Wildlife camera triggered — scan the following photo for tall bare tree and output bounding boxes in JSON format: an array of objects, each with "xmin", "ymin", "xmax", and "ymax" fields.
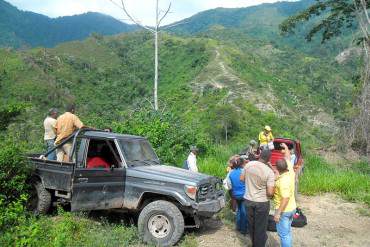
[
  {"xmin": 353, "ymin": 0, "xmax": 370, "ymax": 158},
  {"xmin": 109, "ymin": 0, "xmax": 172, "ymax": 111}
]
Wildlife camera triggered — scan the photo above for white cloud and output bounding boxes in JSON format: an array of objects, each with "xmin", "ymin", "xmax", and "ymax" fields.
[{"xmin": 6, "ymin": 0, "xmax": 283, "ymax": 25}]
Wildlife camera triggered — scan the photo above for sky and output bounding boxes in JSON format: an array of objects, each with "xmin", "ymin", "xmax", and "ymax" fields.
[{"xmin": 6, "ymin": 0, "xmax": 283, "ymax": 25}]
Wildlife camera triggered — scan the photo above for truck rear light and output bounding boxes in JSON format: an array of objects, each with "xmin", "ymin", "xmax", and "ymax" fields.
[{"xmin": 184, "ymin": 185, "xmax": 197, "ymax": 200}]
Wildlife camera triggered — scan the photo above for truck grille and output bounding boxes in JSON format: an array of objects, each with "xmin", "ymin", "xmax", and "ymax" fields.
[{"xmin": 198, "ymin": 183, "xmax": 219, "ymax": 202}]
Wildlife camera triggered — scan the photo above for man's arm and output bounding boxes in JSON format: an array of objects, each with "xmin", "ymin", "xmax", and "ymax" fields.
[
  {"xmin": 269, "ymin": 132, "xmax": 274, "ymax": 141},
  {"xmin": 280, "ymin": 143, "xmax": 291, "ymax": 160},
  {"xmin": 73, "ymin": 115, "xmax": 84, "ymax": 129},
  {"xmin": 266, "ymin": 170, "xmax": 275, "ymax": 198},
  {"xmin": 52, "ymin": 120, "xmax": 57, "ymax": 135},
  {"xmin": 267, "ymin": 186, "xmax": 275, "ymax": 198},
  {"xmin": 274, "ymin": 176, "xmax": 291, "ymax": 222},
  {"xmin": 274, "ymin": 197, "xmax": 289, "ymax": 223}
]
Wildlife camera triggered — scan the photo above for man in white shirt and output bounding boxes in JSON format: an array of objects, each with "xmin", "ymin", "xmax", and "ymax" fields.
[
  {"xmin": 187, "ymin": 146, "xmax": 199, "ymax": 172},
  {"xmin": 43, "ymin": 108, "xmax": 58, "ymax": 160}
]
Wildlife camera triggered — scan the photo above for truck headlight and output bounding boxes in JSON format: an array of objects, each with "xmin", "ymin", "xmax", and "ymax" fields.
[{"xmin": 184, "ymin": 185, "xmax": 197, "ymax": 200}]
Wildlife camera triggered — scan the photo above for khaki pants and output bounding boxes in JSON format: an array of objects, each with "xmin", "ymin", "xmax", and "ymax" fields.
[{"xmin": 56, "ymin": 143, "xmax": 73, "ymax": 162}]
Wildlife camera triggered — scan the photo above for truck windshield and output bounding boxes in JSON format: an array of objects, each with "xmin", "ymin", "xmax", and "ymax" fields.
[{"xmin": 118, "ymin": 139, "xmax": 159, "ymax": 166}]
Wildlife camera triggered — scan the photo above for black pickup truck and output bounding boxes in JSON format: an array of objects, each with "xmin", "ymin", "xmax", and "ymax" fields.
[{"xmin": 27, "ymin": 129, "xmax": 225, "ymax": 246}]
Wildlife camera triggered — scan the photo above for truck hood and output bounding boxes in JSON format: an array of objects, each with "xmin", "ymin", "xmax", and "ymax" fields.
[{"xmin": 126, "ymin": 165, "xmax": 215, "ymax": 185}]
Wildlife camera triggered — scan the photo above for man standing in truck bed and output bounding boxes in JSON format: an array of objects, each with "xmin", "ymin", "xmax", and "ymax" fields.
[{"xmin": 55, "ymin": 104, "xmax": 84, "ymax": 162}]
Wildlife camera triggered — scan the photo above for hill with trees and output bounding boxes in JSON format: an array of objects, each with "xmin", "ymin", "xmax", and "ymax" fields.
[
  {"xmin": 169, "ymin": 0, "xmax": 356, "ymax": 57},
  {"xmin": 0, "ymin": 0, "xmax": 136, "ymax": 48}
]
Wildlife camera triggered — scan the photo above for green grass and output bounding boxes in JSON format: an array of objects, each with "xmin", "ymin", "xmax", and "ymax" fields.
[
  {"xmin": 0, "ymin": 209, "xmax": 139, "ymax": 247},
  {"xmin": 299, "ymin": 155, "xmax": 370, "ymax": 206},
  {"xmin": 0, "ymin": 207, "xmax": 200, "ymax": 247},
  {"xmin": 198, "ymin": 143, "xmax": 245, "ymax": 178}
]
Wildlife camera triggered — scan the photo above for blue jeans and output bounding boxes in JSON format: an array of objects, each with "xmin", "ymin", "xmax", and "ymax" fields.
[
  {"xmin": 45, "ymin": 139, "xmax": 56, "ymax": 160},
  {"xmin": 236, "ymin": 198, "xmax": 248, "ymax": 234},
  {"xmin": 276, "ymin": 210, "xmax": 295, "ymax": 247}
]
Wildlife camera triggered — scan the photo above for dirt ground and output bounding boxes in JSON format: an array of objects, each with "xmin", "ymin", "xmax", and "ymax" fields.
[{"xmin": 194, "ymin": 194, "xmax": 370, "ymax": 247}]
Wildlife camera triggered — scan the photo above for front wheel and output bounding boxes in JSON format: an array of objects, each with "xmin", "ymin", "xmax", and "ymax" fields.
[{"xmin": 138, "ymin": 200, "xmax": 184, "ymax": 246}]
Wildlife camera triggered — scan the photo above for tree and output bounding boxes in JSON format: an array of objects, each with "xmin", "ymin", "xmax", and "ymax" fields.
[
  {"xmin": 280, "ymin": 0, "xmax": 370, "ymax": 159},
  {"xmin": 211, "ymin": 104, "xmax": 239, "ymax": 143},
  {"xmin": 109, "ymin": 0, "xmax": 172, "ymax": 111}
]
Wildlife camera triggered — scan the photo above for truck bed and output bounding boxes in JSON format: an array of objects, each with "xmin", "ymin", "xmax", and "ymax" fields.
[{"xmin": 28, "ymin": 156, "xmax": 74, "ymax": 192}]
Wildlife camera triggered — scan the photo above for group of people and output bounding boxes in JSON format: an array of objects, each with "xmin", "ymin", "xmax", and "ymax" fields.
[
  {"xmin": 43, "ymin": 104, "xmax": 84, "ymax": 162},
  {"xmin": 225, "ymin": 126, "xmax": 297, "ymax": 247}
]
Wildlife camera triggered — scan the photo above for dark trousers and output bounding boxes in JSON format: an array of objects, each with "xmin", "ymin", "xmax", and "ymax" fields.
[
  {"xmin": 228, "ymin": 190, "xmax": 237, "ymax": 212},
  {"xmin": 245, "ymin": 199, "xmax": 270, "ymax": 247},
  {"xmin": 236, "ymin": 198, "xmax": 248, "ymax": 234}
]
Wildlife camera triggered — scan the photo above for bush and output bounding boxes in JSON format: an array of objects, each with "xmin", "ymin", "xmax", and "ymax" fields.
[
  {"xmin": 0, "ymin": 207, "xmax": 139, "ymax": 247},
  {"xmin": 0, "ymin": 139, "xmax": 30, "ymax": 202},
  {"xmin": 112, "ymin": 108, "xmax": 206, "ymax": 165}
]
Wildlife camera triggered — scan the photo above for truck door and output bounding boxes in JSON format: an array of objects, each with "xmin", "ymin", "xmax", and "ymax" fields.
[{"xmin": 71, "ymin": 138, "xmax": 125, "ymax": 211}]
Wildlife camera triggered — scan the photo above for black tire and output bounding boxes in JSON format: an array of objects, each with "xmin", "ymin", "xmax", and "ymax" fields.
[
  {"xmin": 28, "ymin": 181, "xmax": 51, "ymax": 215},
  {"xmin": 138, "ymin": 200, "xmax": 184, "ymax": 246}
]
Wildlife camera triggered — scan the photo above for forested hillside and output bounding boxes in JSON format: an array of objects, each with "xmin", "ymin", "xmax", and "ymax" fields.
[
  {"xmin": 0, "ymin": 0, "xmax": 136, "ymax": 48},
  {"xmin": 169, "ymin": 0, "xmax": 356, "ymax": 57},
  {"xmin": 0, "ymin": 0, "xmax": 369, "ymax": 246},
  {"xmin": 0, "ymin": 30, "xmax": 356, "ymax": 158}
]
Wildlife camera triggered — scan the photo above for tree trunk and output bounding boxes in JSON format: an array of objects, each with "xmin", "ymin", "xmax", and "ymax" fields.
[
  {"xmin": 154, "ymin": 0, "xmax": 159, "ymax": 111},
  {"xmin": 225, "ymin": 124, "xmax": 228, "ymax": 142}
]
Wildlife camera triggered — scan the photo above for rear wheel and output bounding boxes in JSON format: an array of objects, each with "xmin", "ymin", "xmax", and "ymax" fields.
[
  {"xmin": 28, "ymin": 181, "xmax": 51, "ymax": 215},
  {"xmin": 138, "ymin": 200, "xmax": 184, "ymax": 246}
]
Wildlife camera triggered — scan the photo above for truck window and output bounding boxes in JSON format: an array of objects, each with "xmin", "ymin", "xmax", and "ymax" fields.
[
  {"xmin": 118, "ymin": 139, "xmax": 159, "ymax": 166},
  {"xmin": 75, "ymin": 138, "xmax": 87, "ymax": 168},
  {"xmin": 85, "ymin": 139, "xmax": 122, "ymax": 169}
]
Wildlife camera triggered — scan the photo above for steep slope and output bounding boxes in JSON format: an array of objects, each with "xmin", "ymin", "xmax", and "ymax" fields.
[{"xmin": 0, "ymin": 0, "xmax": 136, "ymax": 48}]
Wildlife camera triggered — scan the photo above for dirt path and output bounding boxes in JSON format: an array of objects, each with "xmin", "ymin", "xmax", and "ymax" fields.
[{"xmin": 193, "ymin": 194, "xmax": 370, "ymax": 247}]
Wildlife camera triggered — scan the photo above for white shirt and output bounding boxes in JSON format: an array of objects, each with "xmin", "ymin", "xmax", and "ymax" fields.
[
  {"xmin": 43, "ymin": 116, "xmax": 57, "ymax": 140},
  {"xmin": 187, "ymin": 152, "xmax": 198, "ymax": 172}
]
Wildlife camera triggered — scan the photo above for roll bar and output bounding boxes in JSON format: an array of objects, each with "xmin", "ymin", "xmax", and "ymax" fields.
[{"xmin": 43, "ymin": 128, "xmax": 107, "ymax": 159}]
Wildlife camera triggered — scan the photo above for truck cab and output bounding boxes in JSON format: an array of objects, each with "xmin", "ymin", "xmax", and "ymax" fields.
[{"xmin": 28, "ymin": 129, "xmax": 225, "ymax": 246}]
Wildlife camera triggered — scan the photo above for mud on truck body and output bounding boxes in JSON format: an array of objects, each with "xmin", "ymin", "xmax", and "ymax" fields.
[{"xmin": 27, "ymin": 129, "xmax": 225, "ymax": 246}]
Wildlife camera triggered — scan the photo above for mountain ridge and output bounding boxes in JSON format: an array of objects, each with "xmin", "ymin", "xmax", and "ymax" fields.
[{"xmin": 0, "ymin": 0, "xmax": 136, "ymax": 48}]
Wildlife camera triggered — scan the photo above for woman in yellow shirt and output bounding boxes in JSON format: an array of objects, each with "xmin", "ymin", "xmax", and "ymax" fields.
[
  {"xmin": 274, "ymin": 159, "xmax": 296, "ymax": 247},
  {"xmin": 258, "ymin": 126, "xmax": 274, "ymax": 149}
]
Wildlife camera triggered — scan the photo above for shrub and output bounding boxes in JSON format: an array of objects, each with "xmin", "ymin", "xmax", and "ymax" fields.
[
  {"xmin": 0, "ymin": 139, "xmax": 31, "ymax": 202},
  {"xmin": 112, "ymin": 108, "xmax": 206, "ymax": 165}
]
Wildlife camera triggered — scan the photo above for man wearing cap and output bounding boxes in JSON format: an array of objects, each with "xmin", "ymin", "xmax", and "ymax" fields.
[
  {"xmin": 258, "ymin": 126, "xmax": 274, "ymax": 149},
  {"xmin": 187, "ymin": 146, "xmax": 199, "ymax": 173},
  {"xmin": 43, "ymin": 108, "xmax": 58, "ymax": 160}
]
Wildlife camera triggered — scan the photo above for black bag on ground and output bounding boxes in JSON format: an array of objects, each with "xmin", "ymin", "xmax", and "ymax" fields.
[
  {"xmin": 292, "ymin": 208, "xmax": 307, "ymax": 228},
  {"xmin": 267, "ymin": 208, "xmax": 307, "ymax": 232},
  {"xmin": 267, "ymin": 215, "xmax": 277, "ymax": 232}
]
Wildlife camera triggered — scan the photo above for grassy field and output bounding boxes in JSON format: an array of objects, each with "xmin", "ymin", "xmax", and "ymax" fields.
[{"xmin": 299, "ymin": 156, "xmax": 370, "ymax": 206}]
